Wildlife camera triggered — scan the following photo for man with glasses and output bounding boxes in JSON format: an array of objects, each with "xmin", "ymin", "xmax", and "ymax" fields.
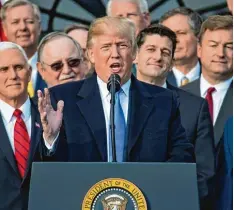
[{"xmin": 37, "ymin": 32, "xmax": 85, "ymax": 87}]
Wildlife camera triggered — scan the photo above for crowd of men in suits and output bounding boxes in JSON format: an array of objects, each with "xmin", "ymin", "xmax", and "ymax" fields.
[{"xmin": 0, "ymin": 0, "xmax": 232, "ymax": 210}]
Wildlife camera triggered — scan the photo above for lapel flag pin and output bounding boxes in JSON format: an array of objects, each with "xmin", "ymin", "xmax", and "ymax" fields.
[{"xmin": 35, "ymin": 122, "xmax": 40, "ymax": 128}]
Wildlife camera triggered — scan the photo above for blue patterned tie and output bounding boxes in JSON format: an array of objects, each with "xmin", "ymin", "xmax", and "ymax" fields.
[{"xmin": 114, "ymin": 90, "xmax": 126, "ymax": 162}]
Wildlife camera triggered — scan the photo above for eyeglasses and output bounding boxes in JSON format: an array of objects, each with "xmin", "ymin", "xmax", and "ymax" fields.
[{"xmin": 42, "ymin": 58, "xmax": 82, "ymax": 72}]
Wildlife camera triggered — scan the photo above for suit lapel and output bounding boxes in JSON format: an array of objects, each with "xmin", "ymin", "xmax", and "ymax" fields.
[
  {"xmin": 127, "ymin": 77, "xmax": 154, "ymax": 156},
  {"xmin": 76, "ymin": 76, "xmax": 107, "ymax": 161},
  {"xmin": 0, "ymin": 114, "xmax": 19, "ymax": 176},
  {"xmin": 214, "ymin": 83, "xmax": 233, "ymax": 147},
  {"xmin": 182, "ymin": 78, "xmax": 201, "ymax": 97},
  {"xmin": 35, "ymin": 72, "xmax": 47, "ymax": 92},
  {"xmin": 23, "ymin": 100, "xmax": 42, "ymax": 181}
]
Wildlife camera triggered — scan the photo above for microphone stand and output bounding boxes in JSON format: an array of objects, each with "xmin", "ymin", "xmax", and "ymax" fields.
[
  {"xmin": 108, "ymin": 74, "xmax": 121, "ymax": 162},
  {"xmin": 110, "ymin": 79, "xmax": 117, "ymax": 162}
]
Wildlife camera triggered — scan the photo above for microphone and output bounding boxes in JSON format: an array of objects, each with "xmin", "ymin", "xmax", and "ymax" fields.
[
  {"xmin": 107, "ymin": 74, "xmax": 121, "ymax": 93},
  {"xmin": 107, "ymin": 74, "xmax": 121, "ymax": 162}
]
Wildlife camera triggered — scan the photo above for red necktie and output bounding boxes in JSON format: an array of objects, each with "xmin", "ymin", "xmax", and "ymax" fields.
[
  {"xmin": 13, "ymin": 109, "xmax": 30, "ymax": 178},
  {"xmin": 205, "ymin": 87, "xmax": 216, "ymax": 122}
]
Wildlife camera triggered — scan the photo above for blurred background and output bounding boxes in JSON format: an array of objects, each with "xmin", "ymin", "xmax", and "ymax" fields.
[{"xmin": 30, "ymin": 0, "xmax": 230, "ymax": 35}]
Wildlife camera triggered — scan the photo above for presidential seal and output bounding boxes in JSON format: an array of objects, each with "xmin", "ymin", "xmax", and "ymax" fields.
[{"xmin": 82, "ymin": 178, "xmax": 147, "ymax": 210}]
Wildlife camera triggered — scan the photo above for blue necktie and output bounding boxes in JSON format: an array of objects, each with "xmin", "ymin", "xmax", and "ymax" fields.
[{"xmin": 114, "ymin": 90, "xmax": 126, "ymax": 162}]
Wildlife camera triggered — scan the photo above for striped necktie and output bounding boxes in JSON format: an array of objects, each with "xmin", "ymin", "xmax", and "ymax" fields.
[
  {"xmin": 13, "ymin": 109, "xmax": 30, "ymax": 178},
  {"xmin": 205, "ymin": 87, "xmax": 216, "ymax": 122},
  {"xmin": 180, "ymin": 76, "xmax": 189, "ymax": 86},
  {"xmin": 114, "ymin": 90, "xmax": 126, "ymax": 162}
]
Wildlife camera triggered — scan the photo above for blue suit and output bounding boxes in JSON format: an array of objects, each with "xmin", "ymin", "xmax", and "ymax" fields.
[
  {"xmin": 167, "ymin": 82, "xmax": 215, "ymax": 210},
  {"xmin": 35, "ymin": 72, "xmax": 47, "ymax": 92},
  {"xmin": 0, "ymin": 100, "xmax": 43, "ymax": 210},
  {"xmin": 216, "ymin": 117, "xmax": 233, "ymax": 210},
  {"xmin": 48, "ymin": 75, "xmax": 194, "ymax": 163}
]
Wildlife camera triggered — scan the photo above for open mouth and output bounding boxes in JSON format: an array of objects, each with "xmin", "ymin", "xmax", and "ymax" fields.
[{"xmin": 110, "ymin": 63, "xmax": 122, "ymax": 73}]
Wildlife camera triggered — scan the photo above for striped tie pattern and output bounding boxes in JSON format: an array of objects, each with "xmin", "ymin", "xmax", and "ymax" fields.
[
  {"xmin": 13, "ymin": 109, "xmax": 30, "ymax": 178},
  {"xmin": 205, "ymin": 87, "xmax": 216, "ymax": 123},
  {"xmin": 114, "ymin": 90, "xmax": 126, "ymax": 162},
  {"xmin": 180, "ymin": 76, "xmax": 190, "ymax": 86}
]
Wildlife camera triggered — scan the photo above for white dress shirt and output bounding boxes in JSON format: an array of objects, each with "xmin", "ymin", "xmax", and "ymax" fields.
[
  {"xmin": 97, "ymin": 76, "xmax": 130, "ymax": 162},
  {"xmin": 28, "ymin": 52, "xmax": 38, "ymax": 89},
  {"xmin": 200, "ymin": 74, "xmax": 233, "ymax": 125},
  {"xmin": 0, "ymin": 98, "xmax": 31, "ymax": 152},
  {"xmin": 173, "ymin": 62, "xmax": 201, "ymax": 86}
]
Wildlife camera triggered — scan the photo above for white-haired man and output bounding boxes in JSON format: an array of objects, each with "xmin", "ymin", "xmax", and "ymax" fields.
[
  {"xmin": 0, "ymin": 42, "xmax": 43, "ymax": 210},
  {"xmin": 37, "ymin": 32, "xmax": 85, "ymax": 87},
  {"xmin": 1, "ymin": 0, "xmax": 47, "ymax": 97},
  {"xmin": 106, "ymin": 0, "xmax": 150, "ymax": 35}
]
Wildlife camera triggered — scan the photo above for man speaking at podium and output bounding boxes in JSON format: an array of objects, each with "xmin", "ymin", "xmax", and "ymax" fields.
[{"xmin": 38, "ymin": 16, "xmax": 194, "ymax": 163}]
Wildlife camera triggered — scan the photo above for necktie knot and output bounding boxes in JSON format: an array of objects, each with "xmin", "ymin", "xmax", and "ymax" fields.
[
  {"xmin": 13, "ymin": 109, "xmax": 22, "ymax": 119},
  {"xmin": 207, "ymin": 87, "xmax": 216, "ymax": 95},
  {"xmin": 180, "ymin": 76, "xmax": 189, "ymax": 86}
]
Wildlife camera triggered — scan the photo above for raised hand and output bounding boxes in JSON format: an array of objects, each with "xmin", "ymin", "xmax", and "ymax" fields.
[{"xmin": 37, "ymin": 88, "xmax": 64, "ymax": 145}]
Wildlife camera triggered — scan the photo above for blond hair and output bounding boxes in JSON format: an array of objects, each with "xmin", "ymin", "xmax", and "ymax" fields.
[
  {"xmin": 87, "ymin": 16, "xmax": 137, "ymax": 55},
  {"xmin": 198, "ymin": 15, "xmax": 233, "ymax": 42},
  {"xmin": 1, "ymin": 0, "xmax": 41, "ymax": 21}
]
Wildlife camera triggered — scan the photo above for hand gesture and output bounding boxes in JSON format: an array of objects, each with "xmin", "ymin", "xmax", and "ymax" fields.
[{"xmin": 38, "ymin": 88, "xmax": 64, "ymax": 145}]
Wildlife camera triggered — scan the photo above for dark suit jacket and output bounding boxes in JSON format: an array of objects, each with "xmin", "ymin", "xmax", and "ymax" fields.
[
  {"xmin": 182, "ymin": 78, "xmax": 233, "ymax": 148},
  {"xmin": 48, "ymin": 75, "xmax": 194, "ymax": 163},
  {"xmin": 167, "ymin": 64, "xmax": 201, "ymax": 87},
  {"xmin": 215, "ymin": 117, "xmax": 233, "ymax": 210},
  {"xmin": 35, "ymin": 72, "xmax": 47, "ymax": 92},
  {"xmin": 167, "ymin": 82, "xmax": 215, "ymax": 209},
  {"xmin": 0, "ymin": 100, "xmax": 42, "ymax": 210},
  {"xmin": 167, "ymin": 71, "xmax": 178, "ymax": 87}
]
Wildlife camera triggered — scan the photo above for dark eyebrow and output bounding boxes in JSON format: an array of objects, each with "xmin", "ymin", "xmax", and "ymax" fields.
[
  {"xmin": 48, "ymin": 60, "xmax": 63, "ymax": 66},
  {"xmin": 0, "ymin": 66, "xmax": 8, "ymax": 70},
  {"xmin": 208, "ymin": 40, "xmax": 219, "ymax": 44},
  {"xmin": 145, "ymin": 45, "xmax": 155, "ymax": 48}
]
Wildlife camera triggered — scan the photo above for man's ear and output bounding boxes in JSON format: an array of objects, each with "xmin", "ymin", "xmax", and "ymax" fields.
[
  {"xmin": 144, "ymin": 12, "xmax": 151, "ymax": 27},
  {"xmin": 168, "ymin": 59, "xmax": 174, "ymax": 72},
  {"xmin": 2, "ymin": 22, "xmax": 8, "ymax": 36},
  {"xmin": 28, "ymin": 65, "xmax": 32, "ymax": 82},
  {"xmin": 87, "ymin": 48, "xmax": 95, "ymax": 64},
  {"xmin": 197, "ymin": 42, "xmax": 202, "ymax": 59},
  {"xmin": 134, "ymin": 50, "xmax": 139, "ymax": 64},
  {"xmin": 36, "ymin": 62, "xmax": 45, "ymax": 80}
]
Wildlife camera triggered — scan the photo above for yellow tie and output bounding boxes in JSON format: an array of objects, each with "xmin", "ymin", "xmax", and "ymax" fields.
[
  {"xmin": 27, "ymin": 81, "xmax": 34, "ymax": 98},
  {"xmin": 180, "ymin": 77, "xmax": 190, "ymax": 86}
]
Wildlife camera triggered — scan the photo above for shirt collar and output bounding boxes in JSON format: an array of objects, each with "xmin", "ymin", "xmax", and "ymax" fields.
[
  {"xmin": 162, "ymin": 82, "xmax": 167, "ymax": 89},
  {"xmin": 173, "ymin": 62, "xmax": 200, "ymax": 81},
  {"xmin": 28, "ymin": 52, "xmax": 38, "ymax": 65},
  {"xmin": 97, "ymin": 76, "xmax": 131, "ymax": 99},
  {"xmin": 200, "ymin": 74, "xmax": 233, "ymax": 97},
  {"xmin": 0, "ymin": 97, "xmax": 31, "ymax": 123}
]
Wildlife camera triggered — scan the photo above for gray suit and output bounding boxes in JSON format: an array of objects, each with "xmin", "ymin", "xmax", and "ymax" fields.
[{"xmin": 182, "ymin": 79, "xmax": 233, "ymax": 148}]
